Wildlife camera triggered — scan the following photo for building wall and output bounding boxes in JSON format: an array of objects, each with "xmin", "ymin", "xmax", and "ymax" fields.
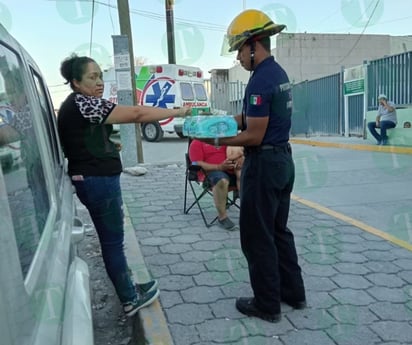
[
  {"xmin": 276, "ymin": 32, "xmax": 394, "ymax": 83},
  {"xmin": 224, "ymin": 33, "xmax": 412, "ymax": 85}
]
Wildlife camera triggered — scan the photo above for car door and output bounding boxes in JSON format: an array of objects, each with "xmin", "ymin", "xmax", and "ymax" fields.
[{"xmin": 0, "ymin": 24, "xmax": 93, "ymax": 345}]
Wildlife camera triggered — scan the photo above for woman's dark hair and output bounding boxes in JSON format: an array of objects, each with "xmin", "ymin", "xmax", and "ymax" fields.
[{"xmin": 60, "ymin": 54, "xmax": 95, "ymax": 90}]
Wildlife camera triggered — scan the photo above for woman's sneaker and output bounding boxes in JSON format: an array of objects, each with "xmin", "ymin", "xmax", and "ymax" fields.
[
  {"xmin": 136, "ymin": 279, "xmax": 158, "ymax": 295},
  {"xmin": 123, "ymin": 289, "xmax": 159, "ymax": 317}
]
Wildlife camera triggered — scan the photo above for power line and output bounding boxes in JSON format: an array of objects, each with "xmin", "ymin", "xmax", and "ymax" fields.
[
  {"xmin": 107, "ymin": 0, "xmax": 116, "ymax": 34},
  {"xmin": 335, "ymin": 0, "xmax": 381, "ymax": 65},
  {"xmin": 87, "ymin": 0, "xmax": 227, "ymax": 32},
  {"xmin": 89, "ymin": 0, "xmax": 96, "ymax": 56}
]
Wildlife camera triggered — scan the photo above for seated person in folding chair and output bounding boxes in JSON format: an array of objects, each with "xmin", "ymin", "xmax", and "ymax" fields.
[
  {"xmin": 189, "ymin": 139, "xmax": 242, "ymax": 231},
  {"xmin": 226, "ymin": 146, "xmax": 244, "ymax": 192}
]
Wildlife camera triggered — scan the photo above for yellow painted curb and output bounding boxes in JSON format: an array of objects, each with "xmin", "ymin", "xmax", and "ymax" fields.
[
  {"xmin": 290, "ymin": 138, "xmax": 412, "ymax": 155},
  {"xmin": 291, "ymin": 194, "xmax": 412, "ymax": 252},
  {"xmin": 123, "ymin": 207, "xmax": 175, "ymax": 345}
]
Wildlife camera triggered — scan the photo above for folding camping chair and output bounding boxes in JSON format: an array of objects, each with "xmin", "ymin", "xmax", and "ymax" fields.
[{"xmin": 183, "ymin": 144, "xmax": 240, "ymax": 228}]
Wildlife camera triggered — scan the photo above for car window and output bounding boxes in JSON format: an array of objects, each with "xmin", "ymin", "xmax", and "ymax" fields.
[
  {"xmin": 0, "ymin": 45, "xmax": 50, "ymax": 278},
  {"xmin": 31, "ymin": 69, "xmax": 63, "ymax": 178},
  {"xmin": 180, "ymin": 82, "xmax": 194, "ymax": 101},
  {"xmin": 193, "ymin": 83, "xmax": 208, "ymax": 101}
]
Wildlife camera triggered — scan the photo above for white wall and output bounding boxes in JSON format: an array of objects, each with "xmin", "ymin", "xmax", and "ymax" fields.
[
  {"xmin": 224, "ymin": 33, "xmax": 412, "ymax": 85},
  {"xmin": 275, "ymin": 33, "xmax": 398, "ymax": 83}
]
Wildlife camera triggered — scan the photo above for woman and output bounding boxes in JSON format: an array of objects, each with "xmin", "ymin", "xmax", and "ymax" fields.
[{"xmin": 57, "ymin": 54, "xmax": 190, "ymax": 317}]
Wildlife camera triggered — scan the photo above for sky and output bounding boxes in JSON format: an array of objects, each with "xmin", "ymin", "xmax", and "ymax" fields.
[{"xmin": 0, "ymin": 0, "xmax": 411, "ymax": 108}]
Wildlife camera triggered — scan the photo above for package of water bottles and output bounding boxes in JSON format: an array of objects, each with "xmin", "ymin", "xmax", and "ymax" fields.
[{"xmin": 182, "ymin": 115, "xmax": 238, "ymax": 138}]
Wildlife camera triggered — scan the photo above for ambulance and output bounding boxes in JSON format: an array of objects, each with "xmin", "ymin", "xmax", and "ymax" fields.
[{"xmin": 103, "ymin": 64, "xmax": 211, "ymax": 141}]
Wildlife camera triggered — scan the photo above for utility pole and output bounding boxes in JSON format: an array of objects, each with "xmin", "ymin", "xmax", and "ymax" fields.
[
  {"xmin": 165, "ymin": 0, "xmax": 176, "ymax": 64},
  {"xmin": 117, "ymin": 0, "xmax": 144, "ymax": 163}
]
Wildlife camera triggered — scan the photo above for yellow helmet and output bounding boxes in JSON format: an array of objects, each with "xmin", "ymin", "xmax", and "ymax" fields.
[{"xmin": 226, "ymin": 9, "xmax": 286, "ymax": 52}]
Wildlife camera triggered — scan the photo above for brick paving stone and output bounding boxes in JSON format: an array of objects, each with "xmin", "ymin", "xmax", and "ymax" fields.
[
  {"xmin": 331, "ymin": 274, "xmax": 374, "ymax": 289},
  {"xmin": 330, "ymin": 289, "xmax": 376, "ymax": 305},
  {"xmin": 367, "ymin": 286, "xmax": 409, "ymax": 303},
  {"xmin": 160, "ymin": 243, "xmax": 193, "ymax": 254},
  {"xmin": 286, "ymin": 308, "xmax": 337, "ymax": 330},
  {"xmin": 363, "ymin": 250, "xmax": 401, "ymax": 261},
  {"xmin": 169, "ymin": 324, "xmax": 200, "ymax": 345},
  {"xmin": 305, "ymin": 276, "xmax": 339, "ymax": 292},
  {"xmin": 181, "ymin": 286, "xmax": 225, "ymax": 303},
  {"xmin": 327, "ymin": 304, "xmax": 379, "ymax": 324},
  {"xmin": 169, "ymin": 261, "xmax": 206, "ymax": 275},
  {"xmin": 333, "ymin": 262, "xmax": 371, "ymax": 275},
  {"xmin": 158, "ymin": 274, "xmax": 195, "ymax": 291},
  {"xmin": 398, "ymin": 270, "xmax": 412, "ymax": 283},
  {"xmin": 194, "ymin": 269, "xmax": 233, "ymax": 284},
  {"xmin": 280, "ymin": 329, "xmax": 336, "ymax": 345},
  {"xmin": 158, "ymin": 290, "xmax": 183, "ymax": 308},
  {"xmin": 145, "ymin": 253, "xmax": 181, "ymax": 266},
  {"xmin": 140, "ymin": 236, "xmax": 171, "ymax": 246},
  {"xmin": 172, "ymin": 234, "xmax": 203, "ymax": 244},
  {"xmin": 370, "ymin": 321, "xmax": 412, "ymax": 343},
  {"xmin": 369, "ymin": 301, "xmax": 412, "ymax": 321},
  {"xmin": 365, "ymin": 272, "xmax": 406, "ymax": 287},
  {"xmin": 306, "ymin": 291, "xmax": 339, "ymax": 309},
  {"xmin": 151, "ymin": 228, "xmax": 182, "ymax": 237},
  {"xmin": 365, "ymin": 261, "xmax": 403, "ymax": 274},
  {"xmin": 326, "ymin": 323, "xmax": 381, "ymax": 345},
  {"xmin": 165, "ymin": 303, "xmax": 213, "ymax": 325},
  {"xmin": 393, "ymin": 258, "xmax": 412, "ymax": 270},
  {"xmin": 303, "ymin": 264, "xmax": 339, "ymax": 277},
  {"xmin": 119, "ymin": 165, "xmax": 412, "ymax": 345}
]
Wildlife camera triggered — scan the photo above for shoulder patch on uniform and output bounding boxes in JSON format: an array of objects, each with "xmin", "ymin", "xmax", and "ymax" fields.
[{"xmin": 250, "ymin": 94, "xmax": 262, "ymax": 105}]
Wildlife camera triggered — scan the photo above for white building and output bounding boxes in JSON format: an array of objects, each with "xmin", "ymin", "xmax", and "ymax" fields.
[{"xmin": 219, "ymin": 32, "xmax": 412, "ymax": 84}]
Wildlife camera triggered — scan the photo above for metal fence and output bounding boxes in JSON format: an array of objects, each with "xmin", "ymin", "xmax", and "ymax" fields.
[
  {"xmin": 206, "ymin": 79, "xmax": 247, "ymax": 115},
  {"xmin": 367, "ymin": 51, "xmax": 412, "ymax": 109},
  {"xmin": 291, "ymin": 73, "xmax": 342, "ymax": 136},
  {"xmin": 208, "ymin": 50, "xmax": 412, "ymax": 136}
]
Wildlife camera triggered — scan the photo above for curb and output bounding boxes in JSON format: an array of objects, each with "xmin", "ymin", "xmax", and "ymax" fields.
[
  {"xmin": 290, "ymin": 138, "xmax": 412, "ymax": 154},
  {"xmin": 123, "ymin": 206, "xmax": 174, "ymax": 345}
]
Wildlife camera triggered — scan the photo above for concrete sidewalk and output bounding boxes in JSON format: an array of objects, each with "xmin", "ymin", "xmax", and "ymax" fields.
[{"xmin": 123, "ymin": 139, "xmax": 412, "ymax": 345}]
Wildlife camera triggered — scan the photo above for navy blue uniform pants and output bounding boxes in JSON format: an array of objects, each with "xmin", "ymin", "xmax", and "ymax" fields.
[{"xmin": 239, "ymin": 145, "xmax": 305, "ymax": 313}]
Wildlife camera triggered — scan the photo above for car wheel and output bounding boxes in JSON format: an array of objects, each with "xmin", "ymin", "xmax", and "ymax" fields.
[{"xmin": 142, "ymin": 122, "xmax": 164, "ymax": 142}]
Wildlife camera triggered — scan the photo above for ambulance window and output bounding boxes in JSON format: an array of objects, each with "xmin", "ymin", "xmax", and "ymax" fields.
[
  {"xmin": 180, "ymin": 82, "xmax": 194, "ymax": 101},
  {"xmin": 0, "ymin": 45, "xmax": 50, "ymax": 278},
  {"xmin": 194, "ymin": 83, "xmax": 208, "ymax": 101}
]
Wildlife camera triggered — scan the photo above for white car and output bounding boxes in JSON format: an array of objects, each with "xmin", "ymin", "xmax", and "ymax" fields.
[{"xmin": 0, "ymin": 24, "xmax": 93, "ymax": 345}]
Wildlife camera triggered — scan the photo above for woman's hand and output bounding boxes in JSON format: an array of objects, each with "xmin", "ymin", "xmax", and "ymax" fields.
[{"xmin": 175, "ymin": 106, "xmax": 191, "ymax": 117}]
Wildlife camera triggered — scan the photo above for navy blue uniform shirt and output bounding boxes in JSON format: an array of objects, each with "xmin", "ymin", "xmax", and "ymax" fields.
[{"xmin": 242, "ymin": 56, "xmax": 292, "ymax": 145}]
